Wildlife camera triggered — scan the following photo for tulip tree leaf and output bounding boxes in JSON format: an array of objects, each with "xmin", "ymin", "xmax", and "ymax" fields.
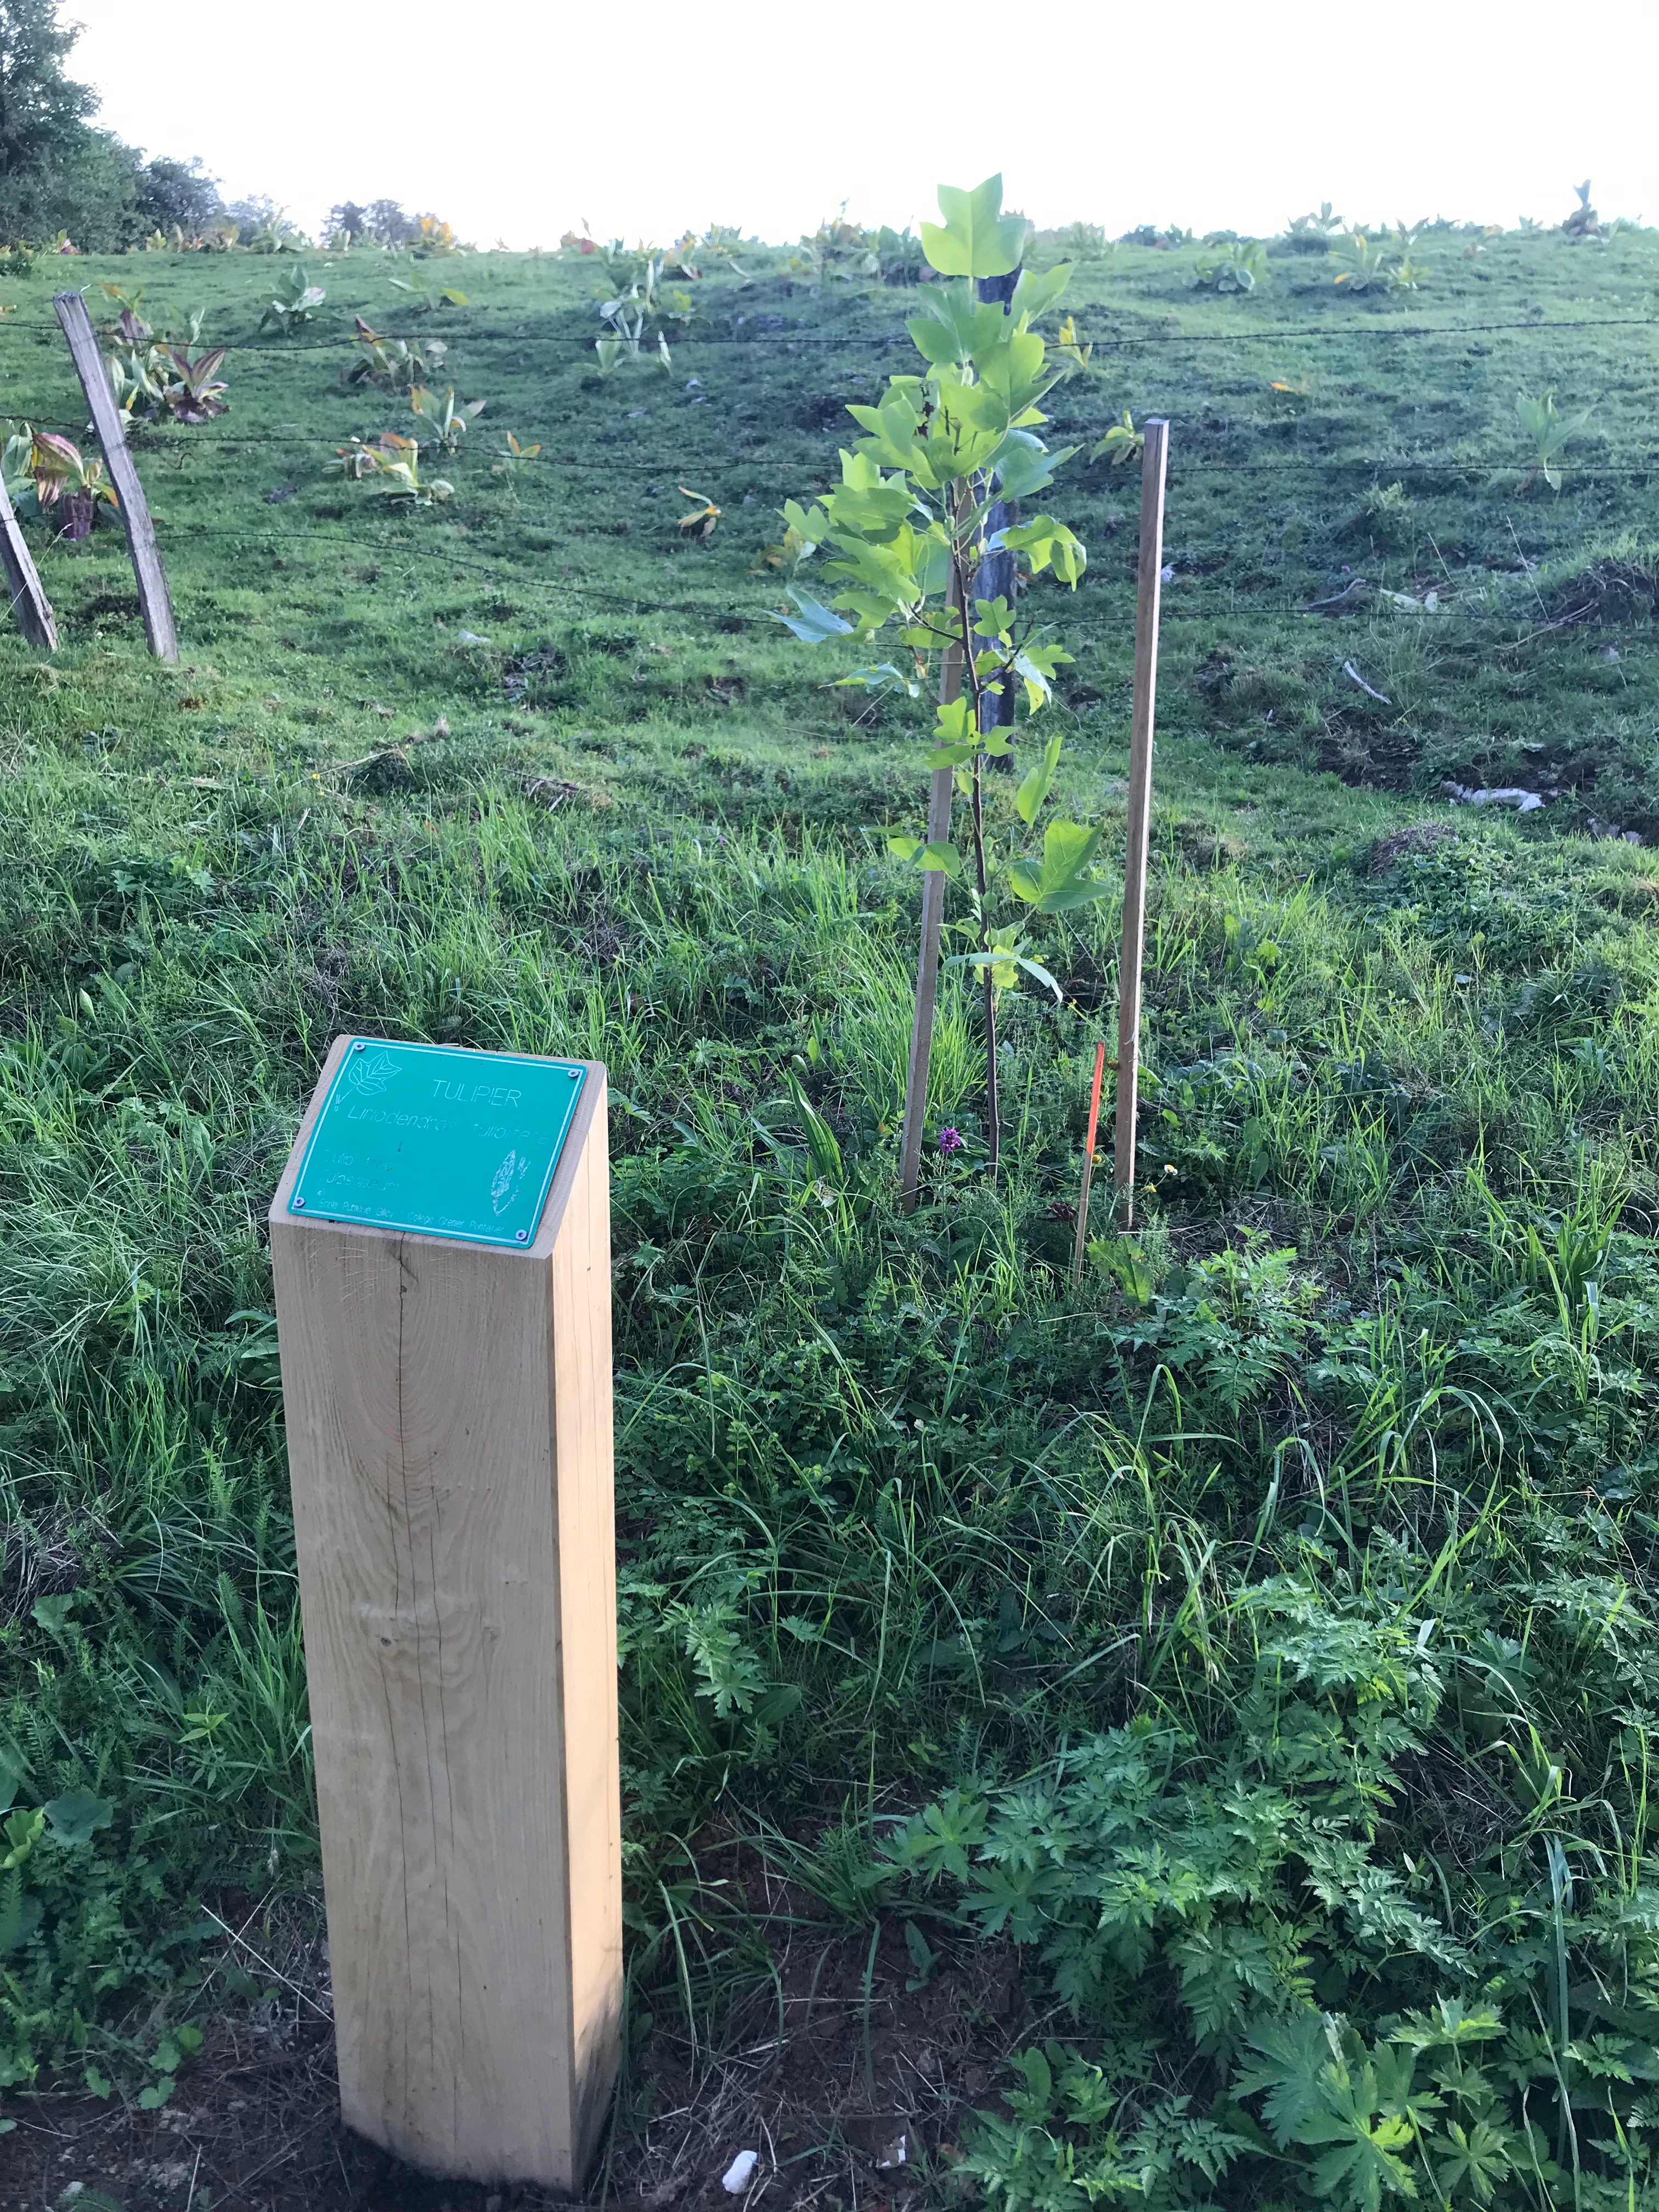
[
  {"xmin": 769, "ymin": 589, "xmax": 854, "ymax": 644},
  {"xmin": 920, "ymin": 176, "xmax": 1027, "ymax": 279},
  {"xmin": 1011, "ymin": 264, "xmax": 1075, "ymax": 321},
  {"xmin": 984, "ymin": 431, "xmax": 1075, "ymax": 501},
  {"xmin": 889, "ymin": 836, "xmax": 963, "ymax": 879},
  {"xmin": 1014, "ymin": 733, "xmax": 1063, "ymax": 825},
  {"xmin": 994, "ymin": 515, "xmax": 1088, "ymax": 586},
  {"xmin": 1008, "ymin": 819, "xmax": 1108, "ymax": 912},
  {"xmin": 834, "ymin": 662, "xmax": 922, "ymax": 697}
]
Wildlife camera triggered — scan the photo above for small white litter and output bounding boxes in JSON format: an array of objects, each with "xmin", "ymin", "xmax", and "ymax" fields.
[
  {"xmin": 1442, "ymin": 783, "xmax": 1544, "ymax": 813},
  {"xmin": 1343, "ymin": 660, "xmax": 1391, "ymax": 706},
  {"xmin": 722, "ymin": 2151, "xmax": 760, "ymax": 2194},
  {"xmin": 456, "ymin": 631, "xmax": 491, "ymax": 646}
]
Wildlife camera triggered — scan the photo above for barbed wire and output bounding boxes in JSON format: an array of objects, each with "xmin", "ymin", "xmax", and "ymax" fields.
[
  {"xmin": 1, "ymin": 289, "xmax": 1649, "ymax": 656},
  {"xmin": 1, "ymin": 300, "xmax": 1652, "ymax": 499},
  {"xmin": 34, "ymin": 520, "xmax": 1643, "ymax": 647},
  {"xmin": 0, "ymin": 310, "xmax": 1656, "ymax": 353},
  {"xmin": 3, "ymin": 418, "xmax": 1651, "ymax": 482}
]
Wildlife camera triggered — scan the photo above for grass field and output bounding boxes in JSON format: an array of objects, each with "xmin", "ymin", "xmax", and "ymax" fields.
[{"xmin": 4, "ymin": 212, "xmax": 1659, "ymax": 2208}]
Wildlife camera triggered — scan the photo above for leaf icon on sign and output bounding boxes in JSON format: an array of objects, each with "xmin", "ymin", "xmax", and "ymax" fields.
[{"xmin": 343, "ymin": 1049, "xmax": 398, "ymax": 1096}]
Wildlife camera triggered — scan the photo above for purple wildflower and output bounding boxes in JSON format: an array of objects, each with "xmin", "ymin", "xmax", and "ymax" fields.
[{"xmin": 938, "ymin": 1126, "xmax": 963, "ymax": 1156}]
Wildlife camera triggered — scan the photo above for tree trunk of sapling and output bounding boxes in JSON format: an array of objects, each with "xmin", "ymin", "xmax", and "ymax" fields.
[
  {"xmin": 974, "ymin": 269, "xmax": 1019, "ymax": 772},
  {"xmin": 973, "ymin": 763, "xmax": 1001, "ymax": 1179},
  {"xmin": 955, "ymin": 557, "xmax": 1001, "ymax": 1180}
]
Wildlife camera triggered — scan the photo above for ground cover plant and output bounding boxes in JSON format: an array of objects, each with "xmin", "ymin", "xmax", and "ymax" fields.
[{"xmin": 2, "ymin": 191, "xmax": 1659, "ymax": 2207}]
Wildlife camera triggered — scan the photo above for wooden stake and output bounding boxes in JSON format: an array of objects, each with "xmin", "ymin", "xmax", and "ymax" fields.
[
  {"xmin": 899, "ymin": 572, "xmax": 963, "ymax": 1212},
  {"xmin": 0, "ymin": 473, "xmax": 56, "ymax": 649},
  {"xmin": 1070, "ymin": 1039, "xmax": 1108, "ymax": 1287},
  {"xmin": 52, "ymin": 290, "xmax": 178, "ymax": 662},
  {"xmin": 1112, "ymin": 418, "xmax": 1169, "ymax": 1231},
  {"xmin": 269, "ymin": 1044, "xmax": 622, "ymax": 2189}
]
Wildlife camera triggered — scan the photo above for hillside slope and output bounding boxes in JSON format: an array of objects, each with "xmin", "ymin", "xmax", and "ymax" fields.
[{"xmin": 2, "ymin": 221, "xmax": 1659, "ymax": 2208}]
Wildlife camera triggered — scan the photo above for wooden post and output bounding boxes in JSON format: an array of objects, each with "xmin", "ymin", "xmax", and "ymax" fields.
[
  {"xmin": 898, "ymin": 574, "xmax": 964, "ymax": 1212},
  {"xmin": 1112, "ymin": 419, "xmax": 1169, "ymax": 1230},
  {"xmin": 52, "ymin": 289, "xmax": 178, "ymax": 662},
  {"xmin": 0, "ymin": 473, "xmax": 57, "ymax": 649},
  {"xmin": 1070, "ymin": 1039, "xmax": 1108, "ymax": 1287},
  {"xmin": 269, "ymin": 1040, "xmax": 622, "ymax": 2190}
]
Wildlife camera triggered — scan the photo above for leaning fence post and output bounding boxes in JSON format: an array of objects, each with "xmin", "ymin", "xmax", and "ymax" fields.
[
  {"xmin": 1112, "ymin": 417, "xmax": 1170, "ymax": 1229},
  {"xmin": 0, "ymin": 473, "xmax": 57, "ymax": 649},
  {"xmin": 52, "ymin": 289, "xmax": 178, "ymax": 662}
]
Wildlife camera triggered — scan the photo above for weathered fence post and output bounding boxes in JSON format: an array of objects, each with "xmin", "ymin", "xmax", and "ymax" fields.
[
  {"xmin": 0, "ymin": 473, "xmax": 57, "ymax": 649},
  {"xmin": 1112, "ymin": 418, "xmax": 1170, "ymax": 1228},
  {"xmin": 53, "ymin": 289, "xmax": 178, "ymax": 661},
  {"xmin": 269, "ymin": 1037, "xmax": 622, "ymax": 2189}
]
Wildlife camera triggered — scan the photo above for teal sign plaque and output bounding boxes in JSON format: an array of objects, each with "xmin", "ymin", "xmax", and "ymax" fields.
[{"xmin": 287, "ymin": 1039, "xmax": 586, "ymax": 1248}]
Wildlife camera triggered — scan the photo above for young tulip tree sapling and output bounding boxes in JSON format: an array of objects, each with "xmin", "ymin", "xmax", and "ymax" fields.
[{"xmin": 770, "ymin": 176, "xmax": 1107, "ymax": 1187}]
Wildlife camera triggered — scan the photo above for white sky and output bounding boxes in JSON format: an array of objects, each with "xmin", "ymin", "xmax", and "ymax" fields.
[{"xmin": 64, "ymin": 0, "xmax": 1659, "ymax": 249}]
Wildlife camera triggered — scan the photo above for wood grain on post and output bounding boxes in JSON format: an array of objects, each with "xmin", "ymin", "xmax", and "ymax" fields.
[
  {"xmin": 898, "ymin": 577, "xmax": 964, "ymax": 1212},
  {"xmin": 1112, "ymin": 419, "xmax": 1170, "ymax": 1229},
  {"xmin": 52, "ymin": 290, "xmax": 178, "ymax": 662},
  {"xmin": 269, "ymin": 1044, "xmax": 622, "ymax": 2190},
  {"xmin": 0, "ymin": 473, "xmax": 57, "ymax": 649}
]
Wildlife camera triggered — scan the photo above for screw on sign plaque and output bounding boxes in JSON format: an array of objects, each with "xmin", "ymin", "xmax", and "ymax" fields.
[{"xmin": 269, "ymin": 1036, "xmax": 620, "ymax": 2189}]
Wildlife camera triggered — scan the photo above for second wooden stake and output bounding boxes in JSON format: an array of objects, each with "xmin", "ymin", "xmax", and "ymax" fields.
[{"xmin": 1112, "ymin": 419, "xmax": 1170, "ymax": 1231}]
